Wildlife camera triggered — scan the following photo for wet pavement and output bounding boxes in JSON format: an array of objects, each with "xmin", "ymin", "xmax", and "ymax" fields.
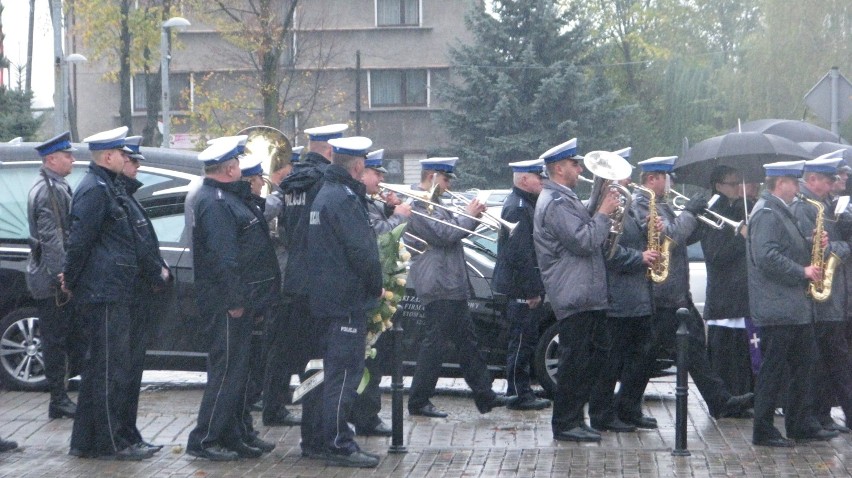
[{"xmin": 1, "ymin": 374, "xmax": 852, "ymax": 477}]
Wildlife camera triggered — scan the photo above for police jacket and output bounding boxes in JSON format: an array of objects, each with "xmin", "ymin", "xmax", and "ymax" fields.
[
  {"xmin": 534, "ymin": 179, "xmax": 610, "ymax": 320},
  {"xmin": 279, "ymin": 151, "xmax": 329, "ymax": 296},
  {"xmin": 122, "ymin": 176, "xmax": 170, "ymax": 293},
  {"xmin": 366, "ymin": 197, "xmax": 406, "ymax": 235},
  {"xmin": 406, "ymin": 186, "xmax": 478, "ymax": 305},
  {"xmin": 746, "ymin": 191, "xmax": 813, "ymax": 327},
  {"xmin": 492, "ymin": 187, "xmax": 545, "ymax": 300},
  {"xmin": 26, "ymin": 168, "xmax": 72, "ymax": 299},
  {"xmin": 605, "ymin": 208, "xmax": 654, "ymax": 318},
  {"xmin": 835, "ymin": 197, "xmax": 852, "ymax": 318},
  {"xmin": 63, "ymin": 164, "xmax": 138, "ymax": 303},
  {"xmin": 307, "ymin": 164, "xmax": 382, "ymax": 317},
  {"xmin": 192, "ymin": 177, "xmax": 280, "ymax": 315},
  {"xmin": 790, "ymin": 184, "xmax": 850, "ymax": 323},
  {"xmin": 700, "ymin": 196, "xmax": 750, "ymax": 320},
  {"xmin": 632, "ymin": 191, "xmax": 700, "ymax": 309}
]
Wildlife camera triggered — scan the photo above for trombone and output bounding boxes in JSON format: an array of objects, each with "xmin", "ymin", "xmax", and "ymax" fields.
[
  {"xmin": 668, "ymin": 190, "xmax": 744, "ymax": 234},
  {"xmin": 444, "ymin": 190, "xmax": 517, "ymax": 235},
  {"xmin": 373, "ymin": 186, "xmax": 497, "ymax": 242},
  {"xmin": 378, "ymin": 184, "xmax": 498, "ymax": 242}
]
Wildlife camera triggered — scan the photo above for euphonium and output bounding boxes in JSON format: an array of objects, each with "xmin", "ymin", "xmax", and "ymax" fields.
[
  {"xmin": 801, "ymin": 194, "xmax": 840, "ymax": 302},
  {"xmin": 583, "ymin": 151, "xmax": 634, "ymax": 259},
  {"xmin": 637, "ymin": 185, "xmax": 675, "ymax": 283}
]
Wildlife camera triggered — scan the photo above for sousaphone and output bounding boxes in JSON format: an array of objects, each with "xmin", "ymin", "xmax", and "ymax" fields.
[{"xmin": 237, "ymin": 125, "xmax": 293, "ymax": 197}]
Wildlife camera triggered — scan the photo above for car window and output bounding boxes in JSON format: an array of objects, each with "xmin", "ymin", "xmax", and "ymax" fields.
[
  {"xmin": 465, "ymin": 226, "xmax": 499, "ymax": 257},
  {"xmin": 150, "ymin": 213, "xmax": 185, "ymax": 244}
]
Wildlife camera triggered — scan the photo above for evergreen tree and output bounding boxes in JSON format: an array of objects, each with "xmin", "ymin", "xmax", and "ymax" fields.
[
  {"xmin": 438, "ymin": 0, "xmax": 626, "ymax": 187},
  {"xmin": 0, "ymin": 1, "xmax": 41, "ymax": 141}
]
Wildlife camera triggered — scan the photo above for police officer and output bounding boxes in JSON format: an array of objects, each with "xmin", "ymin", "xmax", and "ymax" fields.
[
  {"xmin": 26, "ymin": 131, "xmax": 84, "ymax": 420},
  {"xmin": 348, "ymin": 148, "xmax": 410, "ymax": 437},
  {"xmin": 186, "ymin": 135, "xmax": 279, "ymax": 461},
  {"xmin": 406, "ymin": 158, "xmax": 508, "ymax": 419},
  {"xmin": 304, "ymin": 136, "xmax": 383, "ymax": 467},
  {"xmin": 792, "ymin": 154, "xmax": 852, "ymax": 436},
  {"xmin": 116, "ymin": 136, "xmax": 171, "ymax": 454},
  {"xmin": 268, "ymin": 124, "xmax": 346, "ymax": 451},
  {"xmin": 533, "ymin": 138, "xmax": 619, "ymax": 442},
  {"xmin": 748, "ymin": 160, "xmax": 833, "ymax": 446},
  {"xmin": 491, "ymin": 158, "xmax": 550, "ymax": 411},
  {"xmin": 588, "ymin": 148, "xmax": 660, "ymax": 432},
  {"xmin": 62, "ymin": 126, "xmax": 153, "ymax": 461},
  {"xmin": 633, "ymin": 156, "xmax": 753, "ymax": 420}
]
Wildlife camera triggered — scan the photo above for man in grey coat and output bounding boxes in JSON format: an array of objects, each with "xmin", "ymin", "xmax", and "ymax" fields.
[
  {"xmin": 26, "ymin": 131, "xmax": 85, "ymax": 419},
  {"xmin": 747, "ymin": 160, "xmax": 834, "ymax": 447},
  {"xmin": 791, "ymin": 154, "xmax": 852, "ymax": 436},
  {"xmin": 406, "ymin": 158, "xmax": 507, "ymax": 418},
  {"xmin": 533, "ymin": 138, "xmax": 619, "ymax": 442}
]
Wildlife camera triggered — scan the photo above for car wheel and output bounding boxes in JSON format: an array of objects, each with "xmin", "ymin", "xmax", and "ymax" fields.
[
  {"xmin": 0, "ymin": 307, "xmax": 48, "ymax": 391},
  {"xmin": 533, "ymin": 321, "xmax": 559, "ymax": 397}
]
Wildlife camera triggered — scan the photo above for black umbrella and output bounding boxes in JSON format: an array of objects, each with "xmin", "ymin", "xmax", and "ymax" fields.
[
  {"xmin": 798, "ymin": 141, "xmax": 852, "ymax": 161},
  {"xmin": 736, "ymin": 118, "xmax": 842, "ymax": 143},
  {"xmin": 675, "ymin": 132, "xmax": 812, "ymax": 187}
]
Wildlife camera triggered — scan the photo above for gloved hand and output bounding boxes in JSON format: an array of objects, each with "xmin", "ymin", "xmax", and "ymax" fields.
[{"xmin": 684, "ymin": 195, "xmax": 709, "ymax": 215}]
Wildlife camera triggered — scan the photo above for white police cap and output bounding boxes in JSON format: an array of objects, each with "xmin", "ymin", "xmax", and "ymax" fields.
[
  {"xmin": 239, "ymin": 155, "xmax": 264, "ymax": 176},
  {"xmin": 365, "ymin": 149, "xmax": 387, "ymax": 173},
  {"xmin": 539, "ymin": 138, "xmax": 581, "ymax": 164},
  {"xmin": 291, "ymin": 146, "xmax": 304, "ymax": 162},
  {"xmin": 614, "ymin": 147, "xmax": 631, "ymax": 159},
  {"xmin": 304, "ymin": 123, "xmax": 348, "ymax": 142},
  {"xmin": 84, "ymin": 126, "xmax": 133, "ymax": 152},
  {"xmin": 420, "ymin": 157, "xmax": 458, "ymax": 178},
  {"xmin": 198, "ymin": 135, "xmax": 248, "ymax": 166},
  {"xmin": 328, "ymin": 136, "xmax": 372, "ymax": 156},
  {"xmin": 764, "ymin": 160, "xmax": 805, "ymax": 177},
  {"xmin": 508, "ymin": 159, "xmax": 545, "ymax": 175},
  {"xmin": 638, "ymin": 156, "xmax": 677, "ymax": 173},
  {"xmin": 804, "ymin": 154, "xmax": 845, "ymax": 175},
  {"xmin": 124, "ymin": 135, "xmax": 144, "ymax": 160}
]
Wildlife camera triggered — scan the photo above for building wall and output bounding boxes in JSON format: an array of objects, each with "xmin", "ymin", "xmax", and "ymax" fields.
[{"xmin": 72, "ymin": 0, "xmax": 479, "ymax": 177}]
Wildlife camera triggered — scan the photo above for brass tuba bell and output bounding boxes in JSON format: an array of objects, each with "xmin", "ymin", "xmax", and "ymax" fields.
[{"xmin": 237, "ymin": 125, "xmax": 293, "ymax": 197}]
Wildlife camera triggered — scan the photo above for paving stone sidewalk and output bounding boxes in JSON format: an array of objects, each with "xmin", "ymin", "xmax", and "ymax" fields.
[{"xmin": 1, "ymin": 376, "xmax": 851, "ymax": 477}]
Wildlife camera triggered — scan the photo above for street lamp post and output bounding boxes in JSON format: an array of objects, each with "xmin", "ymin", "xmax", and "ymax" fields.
[
  {"xmin": 160, "ymin": 16, "xmax": 191, "ymax": 148},
  {"xmin": 51, "ymin": 0, "xmax": 87, "ymax": 135},
  {"xmin": 60, "ymin": 54, "xmax": 87, "ymax": 136}
]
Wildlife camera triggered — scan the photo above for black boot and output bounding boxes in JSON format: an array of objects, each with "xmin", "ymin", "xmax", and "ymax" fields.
[{"xmin": 48, "ymin": 389, "xmax": 77, "ymax": 419}]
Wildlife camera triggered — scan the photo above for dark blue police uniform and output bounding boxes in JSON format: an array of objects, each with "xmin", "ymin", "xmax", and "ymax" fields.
[
  {"xmin": 64, "ymin": 163, "xmax": 140, "ymax": 457},
  {"xmin": 492, "ymin": 187, "xmax": 546, "ymax": 403},
  {"xmin": 119, "ymin": 175, "xmax": 171, "ymax": 447},
  {"xmin": 187, "ymin": 178, "xmax": 279, "ymax": 453},
  {"xmin": 307, "ymin": 164, "xmax": 382, "ymax": 456}
]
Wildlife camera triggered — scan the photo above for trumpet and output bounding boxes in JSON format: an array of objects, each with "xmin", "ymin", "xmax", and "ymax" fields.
[
  {"xmin": 374, "ymin": 185, "xmax": 497, "ymax": 242},
  {"xmin": 668, "ymin": 190, "xmax": 744, "ymax": 234},
  {"xmin": 444, "ymin": 190, "xmax": 517, "ymax": 235},
  {"xmin": 378, "ymin": 184, "xmax": 498, "ymax": 242}
]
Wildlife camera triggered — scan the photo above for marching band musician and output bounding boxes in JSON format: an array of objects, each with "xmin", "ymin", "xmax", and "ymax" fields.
[
  {"xmin": 633, "ymin": 156, "xmax": 753, "ymax": 420},
  {"xmin": 306, "ymin": 136, "xmax": 383, "ymax": 467},
  {"xmin": 491, "ymin": 158, "xmax": 550, "ymax": 412},
  {"xmin": 700, "ymin": 166, "xmax": 755, "ymax": 398},
  {"xmin": 589, "ymin": 148, "xmax": 661, "ymax": 432},
  {"xmin": 186, "ymin": 136, "xmax": 279, "ymax": 461},
  {"xmin": 747, "ymin": 160, "xmax": 831, "ymax": 447},
  {"xmin": 791, "ymin": 154, "xmax": 852, "ymax": 436},
  {"xmin": 349, "ymin": 148, "xmax": 411, "ymax": 438},
  {"xmin": 406, "ymin": 158, "xmax": 508, "ymax": 418},
  {"xmin": 267, "ymin": 124, "xmax": 346, "ymax": 447},
  {"xmin": 533, "ymin": 138, "xmax": 619, "ymax": 442}
]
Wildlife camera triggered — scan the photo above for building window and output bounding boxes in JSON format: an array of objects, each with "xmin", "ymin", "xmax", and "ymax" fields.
[
  {"xmin": 370, "ymin": 69, "xmax": 427, "ymax": 107},
  {"xmin": 132, "ymin": 72, "xmax": 192, "ymax": 112},
  {"xmin": 376, "ymin": 0, "xmax": 419, "ymax": 26}
]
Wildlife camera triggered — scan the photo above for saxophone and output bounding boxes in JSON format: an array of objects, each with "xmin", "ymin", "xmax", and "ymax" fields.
[
  {"xmin": 636, "ymin": 185, "xmax": 675, "ymax": 283},
  {"xmin": 801, "ymin": 194, "xmax": 840, "ymax": 302}
]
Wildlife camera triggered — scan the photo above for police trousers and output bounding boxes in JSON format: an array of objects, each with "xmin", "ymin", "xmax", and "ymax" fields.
[
  {"xmin": 70, "ymin": 302, "xmax": 134, "ymax": 456},
  {"xmin": 505, "ymin": 298, "xmax": 544, "ymax": 399},
  {"xmin": 35, "ymin": 297, "xmax": 85, "ymax": 395},
  {"xmin": 320, "ymin": 313, "xmax": 367, "ymax": 455}
]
